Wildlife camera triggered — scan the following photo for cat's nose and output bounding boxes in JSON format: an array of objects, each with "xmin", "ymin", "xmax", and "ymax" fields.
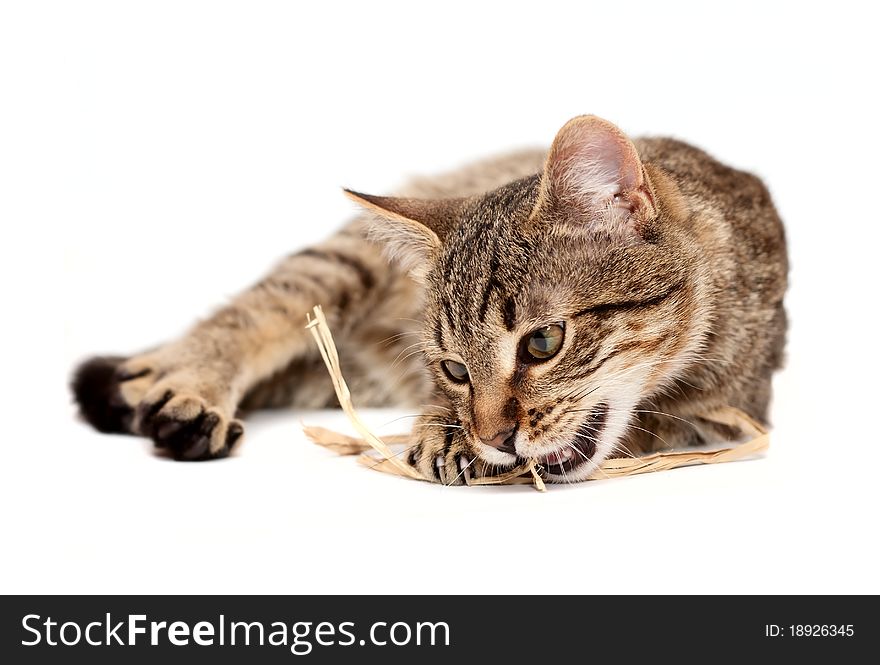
[{"xmin": 479, "ymin": 426, "xmax": 517, "ymax": 453}]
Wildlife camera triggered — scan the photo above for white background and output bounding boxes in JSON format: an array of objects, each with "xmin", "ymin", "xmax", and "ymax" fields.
[{"xmin": 2, "ymin": 1, "xmax": 878, "ymax": 594}]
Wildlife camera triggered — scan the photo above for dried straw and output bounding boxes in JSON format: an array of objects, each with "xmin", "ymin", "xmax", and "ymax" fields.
[
  {"xmin": 306, "ymin": 307, "xmax": 421, "ymax": 480},
  {"xmin": 304, "ymin": 305, "xmax": 768, "ymax": 490}
]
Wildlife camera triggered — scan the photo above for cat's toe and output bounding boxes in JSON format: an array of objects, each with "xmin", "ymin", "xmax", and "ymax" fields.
[
  {"xmin": 435, "ymin": 453, "xmax": 474, "ymax": 486},
  {"xmin": 429, "ymin": 446, "xmax": 476, "ymax": 486},
  {"xmin": 451, "ymin": 454, "xmax": 478, "ymax": 485},
  {"xmin": 136, "ymin": 387, "xmax": 243, "ymax": 461},
  {"xmin": 71, "ymin": 355, "xmax": 135, "ymax": 434}
]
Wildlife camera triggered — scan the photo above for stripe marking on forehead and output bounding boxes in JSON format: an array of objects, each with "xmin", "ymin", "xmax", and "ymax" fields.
[{"xmin": 496, "ymin": 330, "xmax": 518, "ymax": 382}]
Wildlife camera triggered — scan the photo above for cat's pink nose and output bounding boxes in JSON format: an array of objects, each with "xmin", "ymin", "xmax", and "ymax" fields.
[{"xmin": 479, "ymin": 427, "xmax": 516, "ymax": 453}]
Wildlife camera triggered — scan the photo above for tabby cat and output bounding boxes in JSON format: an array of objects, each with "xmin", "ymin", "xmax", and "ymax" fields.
[{"xmin": 72, "ymin": 115, "xmax": 788, "ymax": 483}]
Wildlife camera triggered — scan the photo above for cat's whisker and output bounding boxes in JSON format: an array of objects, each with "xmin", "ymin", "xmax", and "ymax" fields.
[
  {"xmin": 608, "ymin": 441, "xmax": 638, "ymax": 460},
  {"xmin": 567, "ymin": 439, "xmax": 600, "ymax": 468},
  {"xmin": 631, "ymin": 408, "xmax": 702, "ymax": 431},
  {"xmin": 390, "ymin": 339, "xmax": 429, "ymax": 355},
  {"xmin": 571, "ymin": 429, "xmax": 636, "ymax": 460},
  {"xmin": 564, "ymin": 440, "xmax": 593, "ymax": 476},
  {"xmin": 389, "ymin": 341, "xmax": 430, "ymax": 369},
  {"xmin": 561, "ymin": 407, "xmax": 598, "ymax": 415},
  {"xmin": 591, "ymin": 357, "xmax": 682, "ymax": 384},
  {"xmin": 375, "ymin": 330, "xmax": 423, "ymax": 347},
  {"xmin": 594, "ymin": 353, "xmax": 728, "ymax": 388},
  {"xmin": 556, "ymin": 355, "xmax": 728, "ymax": 425},
  {"xmin": 379, "ymin": 413, "xmax": 424, "ymax": 428},
  {"xmin": 569, "ymin": 442, "xmax": 609, "ymax": 478},
  {"xmin": 555, "ymin": 449, "xmax": 572, "ymax": 485},
  {"xmin": 420, "ymin": 403, "xmax": 452, "ymax": 412},
  {"xmin": 390, "ymin": 348, "xmax": 430, "ymax": 370},
  {"xmin": 623, "ymin": 423, "xmax": 674, "ymax": 451}
]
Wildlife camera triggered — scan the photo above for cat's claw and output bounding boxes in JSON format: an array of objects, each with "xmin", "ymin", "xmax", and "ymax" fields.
[
  {"xmin": 433, "ymin": 453, "xmax": 474, "ymax": 486},
  {"xmin": 458, "ymin": 455, "xmax": 474, "ymax": 485},
  {"xmin": 433, "ymin": 455, "xmax": 449, "ymax": 484}
]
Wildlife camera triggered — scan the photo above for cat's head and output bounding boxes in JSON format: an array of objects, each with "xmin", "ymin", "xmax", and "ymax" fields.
[{"xmin": 347, "ymin": 115, "xmax": 703, "ymax": 481}]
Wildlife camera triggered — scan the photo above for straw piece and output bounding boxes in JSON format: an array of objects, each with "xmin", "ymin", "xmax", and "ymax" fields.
[
  {"xmin": 301, "ymin": 426, "xmax": 373, "ymax": 456},
  {"xmin": 303, "ymin": 306, "xmax": 769, "ymax": 490},
  {"xmin": 592, "ymin": 427, "xmax": 768, "ymax": 478},
  {"xmin": 303, "ymin": 425, "xmax": 411, "ymax": 455},
  {"xmin": 468, "ymin": 461, "xmax": 539, "ymax": 486},
  {"xmin": 529, "ymin": 460, "xmax": 547, "ymax": 492},
  {"xmin": 306, "ymin": 306, "xmax": 422, "ymax": 480}
]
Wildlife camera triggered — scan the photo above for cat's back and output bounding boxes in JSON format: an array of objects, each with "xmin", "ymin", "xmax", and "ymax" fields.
[
  {"xmin": 634, "ymin": 137, "xmax": 786, "ymax": 244},
  {"xmin": 635, "ymin": 135, "xmax": 788, "ymax": 301}
]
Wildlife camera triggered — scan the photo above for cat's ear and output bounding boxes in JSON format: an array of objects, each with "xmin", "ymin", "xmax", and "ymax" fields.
[
  {"xmin": 534, "ymin": 115, "xmax": 656, "ymax": 236},
  {"xmin": 343, "ymin": 190, "xmax": 464, "ymax": 281}
]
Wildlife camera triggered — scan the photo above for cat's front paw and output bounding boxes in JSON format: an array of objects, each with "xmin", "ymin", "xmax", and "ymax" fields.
[
  {"xmin": 408, "ymin": 420, "xmax": 481, "ymax": 486},
  {"xmin": 73, "ymin": 351, "xmax": 243, "ymax": 461},
  {"xmin": 133, "ymin": 386, "xmax": 243, "ymax": 461}
]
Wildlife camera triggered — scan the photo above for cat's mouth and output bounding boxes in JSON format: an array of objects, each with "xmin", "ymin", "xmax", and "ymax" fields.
[{"xmin": 536, "ymin": 403, "xmax": 609, "ymax": 476}]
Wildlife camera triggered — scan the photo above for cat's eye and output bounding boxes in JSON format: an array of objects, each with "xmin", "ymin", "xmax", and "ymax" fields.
[
  {"xmin": 522, "ymin": 323, "xmax": 565, "ymax": 362},
  {"xmin": 441, "ymin": 359, "xmax": 470, "ymax": 383}
]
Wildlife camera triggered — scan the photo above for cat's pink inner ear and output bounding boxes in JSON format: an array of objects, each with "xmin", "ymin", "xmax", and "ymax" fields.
[{"xmin": 542, "ymin": 115, "xmax": 650, "ymax": 215}]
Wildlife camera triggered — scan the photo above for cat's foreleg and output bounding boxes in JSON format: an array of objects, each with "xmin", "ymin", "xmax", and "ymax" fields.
[{"xmin": 73, "ymin": 221, "xmax": 388, "ymax": 460}]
